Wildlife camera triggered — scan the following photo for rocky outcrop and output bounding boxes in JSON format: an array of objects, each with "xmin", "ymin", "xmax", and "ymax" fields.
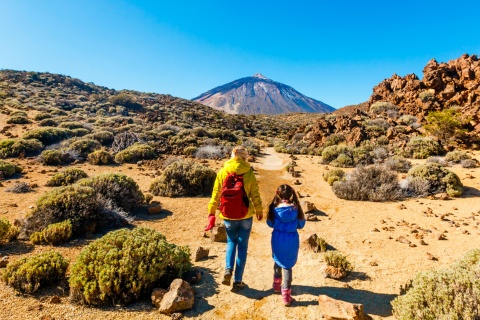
[
  {"xmin": 158, "ymin": 279, "xmax": 195, "ymax": 315},
  {"xmin": 318, "ymin": 295, "xmax": 372, "ymax": 320},
  {"xmin": 193, "ymin": 74, "xmax": 335, "ymax": 115}
]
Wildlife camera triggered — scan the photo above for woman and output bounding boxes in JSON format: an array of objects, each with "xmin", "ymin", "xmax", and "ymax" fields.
[{"xmin": 205, "ymin": 146, "xmax": 263, "ymax": 292}]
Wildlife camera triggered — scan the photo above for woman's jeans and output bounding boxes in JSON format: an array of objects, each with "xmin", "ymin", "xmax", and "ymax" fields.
[{"xmin": 224, "ymin": 217, "xmax": 253, "ymax": 283}]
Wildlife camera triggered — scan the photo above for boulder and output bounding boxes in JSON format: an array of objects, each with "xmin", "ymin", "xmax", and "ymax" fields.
[
  {"xmin": 320, "ymin": 265, "xmax": 347, "ymax": 280},
  {"xmin": 0, "ymin": 256, "xmax": 9, "ymax": 268},
  {"xmin": 210, "ymin": 224, "xmax": 227, "ymax": 243},
  {"xmin": 194, "ymin": 246, "xmax": 209, "ymax": 262},
  {"xmin": 152, "ymin": 288, "xmax": 168, "ymax": 308},
  {"xmin": 159, "ymin": 279, "xmax": 195, "ymax": 315},
  {"xmin": 148, "ymin": 203, "xmax": 162, "ymax": 214},
  {"xmin": 301, "ymin": 200, "xmax": 316, "ymax": 213},
  {"xmin": 318, "ymin": 295, "xmax": 371, "ymax": 320}
]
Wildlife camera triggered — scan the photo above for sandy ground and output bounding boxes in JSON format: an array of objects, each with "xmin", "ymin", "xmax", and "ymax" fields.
[{"xmin": 1, "ymin": 145, "xmax": 479, "ymax": 320}]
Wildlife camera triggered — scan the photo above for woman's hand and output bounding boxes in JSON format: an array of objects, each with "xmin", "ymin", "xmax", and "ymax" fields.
[
  {"xmin": 256, "ymin": 211, "xmax": 263, "ymax": 221},
  {"xmin": 204, "ymin": 214, "xmax": 216, "ymax": 231}
]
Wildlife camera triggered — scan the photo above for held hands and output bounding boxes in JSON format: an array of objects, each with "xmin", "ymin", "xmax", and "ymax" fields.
[{"xmin": 204, "ymin": 214, "xmax": 216, "ymax": 231}]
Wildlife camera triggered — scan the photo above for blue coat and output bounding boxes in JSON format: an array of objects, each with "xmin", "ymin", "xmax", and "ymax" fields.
[{"xmin": 267, "ymin": 204, "xmax": 306, "ymax": 269}]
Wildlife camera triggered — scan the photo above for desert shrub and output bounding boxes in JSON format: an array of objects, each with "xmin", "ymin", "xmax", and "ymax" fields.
[
  {"xmin": 69, "ymin": 227, "xmax": 191, "ymax": 305},
  {"xmin": 406, "ymin": 162, "xmax": 463, "ymax": 197},
  {"xmin": 392, "ymin": 249, "xmax": 480, "ymax": 319},
  {"xmin": 0, "ymin": 138, "xmax": 43, "ymax": 158},
  {"xmin": 108, "ymin": 93, "xmax": 142, "ymax": 109},
  {"xmin": 370, "ymin": 101, "xmax": 397, "ymax": 115},
  {"xmin": 144, "ymin": 193, "xmax": 154, "ymax": 204},
  {"xmin": 38, "ymin": 118, "xmax": 58, "ymax": 127},
  {"xmin": 352, "ymin": 146, "xmax": 374, "ymax": 165},
  {"xmin": 323, "ymin": 134, "xmax": 345, "ymax": 147},
  {"xmin": 37, "ymin": 149, "xmax": 74, "ymax": 165},
  {"xmin": 78, "ymin": 173, "xmax": 143, "ymax": 211},
  {"xmin": 30, "ymin": 220, "xmax": 72, "ymax": 245},
  {"xmin": 321, "ymin": 145, "xmax": 351, "ymax": 163},
  {"xmin": 426, "ymin": 156, "xmax": 447, "ymax": 166},
  {"xmin": 23, "ymin": 127, "xmax": 72, "ymax": 145},
  {"xmin": 332, "ymin": 165, "xmax": 400, "ymax": 201},
  {"xmin": 5, "ymin": 182, "xmax": 32, "ymax": 193},
  {"xmin": 330, "ymin": 153, "xmax": 354, "ymax": 168},
  {"xmin": 2, "ymin": 251, "xmax": 68, "ymax": 293},
  {"xmin": 68, "ymin": 138, "xmax": 101, "ymax": 159},
  {"xmin": 424, "ymin": 108, "xmax": 469, "ymax": 146},
  {"xmin": 46, "ymin": 168, "xmax": 88, "ymax": 187},
  {"xmin": 58, "ymin": 121, "xmax": 84, "ymax": 129},
  {"xmin": 324, "ymin": 251, "xmax": 353, "ymax": 272},
  {"xmin": 23, "ymin": 185, "xmax": 103, "ymax": 235},
  {"xmin": 71, "ymin": 128, "xmax": 91, "ymax": 137},
  {"xmin": 112, "ymin": 131, "xmax": 142, "ymax": 154},
  {"xmin": 383, "ymin": 156, "xmax": 412, "ymax": 173},
  {"xmin": 87, "ymin": 150, "xmax": 114, "ymax": 165},
  {"xmin": 444, "ymin": 150, "xmax": 471, "ymax": 163},
  {"xmin": 34, "ymin": 112, "xmax": 53, "ymax": 121},
  {"xmin": 0, "ymin": 218, "xmax": 11, "ymax": 240},
  {"xmin": 242, "ymin": 139, "xmax": 261, "ymax": 156},
  {"xmin": 85, "ymin": 131, "xmax": 114, "ymax": 146},
  {"xmin": 6, "ymin": 115, "xmax": 30, "ymax": 124},
  {"xmin": 150, "ymin": 161, "xmax": 216, "ymax": 197},
  {"xmin": 323, "ymin": 169, "xmax": 346, "ymax": 186},
  {"xmin": 114, "ymin": 143, "xmax": 156, "ymax": 163},
  {"xmin": 195, "ymin": 145, "xmax": 224, "ymax": 159},
  {"xmin": 461, "ymin": 159, "xmax": 477, "ymax": 168},
  {"xmin": 183, "ymin": 146, "xmax": 198, "ymax": 156},
  {"xmin": 0, "ymin": 160, "xmax": 23, "ymax": 178},
  {"xmin": 418, "ymin": 90, "xmax": 435, "ymax": 102},
  {"xmin": 398, "ymin": 115, "xmax": 418, "ymax": 126},
  {"xmin": 405, "ymin": 137, "xmax": 443, "ymax": 159}
]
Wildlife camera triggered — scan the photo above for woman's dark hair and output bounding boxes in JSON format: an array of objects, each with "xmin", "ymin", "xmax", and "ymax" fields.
[{"xmin": 267, "ymin": 184, "xmax": 305, "ymax": 222}]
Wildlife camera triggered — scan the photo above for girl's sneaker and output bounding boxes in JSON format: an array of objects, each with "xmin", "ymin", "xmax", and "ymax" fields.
[
  {"xmin": 281, "ymin": 288, "xmax": 292, "ymax": 306},
  {"xmin": 273, "ymin": 277, "xmax": 282, "ymax": 293}
]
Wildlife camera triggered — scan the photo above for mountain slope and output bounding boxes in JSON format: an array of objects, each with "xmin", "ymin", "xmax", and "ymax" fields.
[{"xmin": 193, "ymin": 74, "xmax": 335, "ymax": 115}]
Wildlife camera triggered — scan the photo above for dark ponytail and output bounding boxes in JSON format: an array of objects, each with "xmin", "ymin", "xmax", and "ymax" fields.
[{"xmin": 268, "ymin": 184, "xmax": 304, "ymax": 221}]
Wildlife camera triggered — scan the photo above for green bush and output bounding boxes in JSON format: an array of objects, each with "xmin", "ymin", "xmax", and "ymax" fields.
[
  {"xmin": 6, "ymin": 115, "xmax": 30, "ymax": 124},
  {"xmin": 332, "ymin": 164, "xmax": 400, "ymax": 201},
  {"xmin": 37, "ymin": 149, "xmax": 75, "ymax": 165},
  {"xmin": 424, "ymin": 108, "xmax": 469, "ymax": 146},
  {"xmin": 58, "ymin": 121, "xmax": 84, "ymax": 129},
  {"xmin": 85, "ymin": 131, "xmax": 114, "ymax": 146},
  {"xmin": 0, "ymin": 217, "xmax": 11, "ymax": 240},
  {"xmin": 392, "ymin": 249, "xmax": 480, "ymax": 319},
  {"xmin": 406, "ymin": 162, "xmax": 463, "ymax": 197},
  {"xmin": 321, "ymin": 145, "xmax": 351, "ymax": 163},
  {"xmin": 0, "ymin": 160, "xmax": 23, "ymax": 178},
  {"xmin": 324, "ymin": 251, "xmax": 353, "ymax": 272},
  {"xmin": 323, "ymin": 134, "xmax": 345, "ymax": 147},
  {"xmin": 405, "ymin": 137, "xmax": 443, "ymax": 159},
  {"xmin": 68, "ymin": 138, "xmax": 101, "ymax": 158},
  {"xmin": 108, "ymin": 93, "xmax": 142, "ymax": 109},
  {"xmin": 150, "ymin": 160, "xmax": 216, "ymax": 197},
  {"xmin": 23, "ymin": 185, "xmax": 102, "ymax": 235},
  {"xmin": 370, "ymin": 101, "xmax": 398, "ymax": 114},
  {"xmin": 38, "ymin": 118, "xmax": 58, "ymax": 127},
  {"xmin": 114, "ymin": 143, "xmax": 156, "ymax": 163},
  {"xmin": 87, "ymin": 150, "xmax": 114, "ymax": 165},
  {"xmin": 330, "ymin": 153, "xmax": 354, "ymax": 168},
  {"xmin": 444, "ymin": 150, "xmax": 471, "ymax": 163},
  {"xmin": 34, "ymin": 112, "xmax": 53, "ymax": 121},
  {"xmin": 30, "ymin": 220, "xmax": 72, "ymax": 245},
  {"xmin": 78, "ymin": 173, "xmax": 143, "ymax": 211},
  {"xmin": 71, "ymin": 128, "xmax": 91, "ymax": 137},
  {"xmin": 0, "ymin": 138, "xmax": 43, "ymax": 158},
  {"xmin": 23, "ymin": 127, "xmax": 72, "ymax": 145},
  {"xmin": 323, "ymin": 169, "xmax": 346, "ymax": 186},
  {"xmin": 46, "ymin": 168, "xmax": 88, "ymax": 187},
  {"xmin": 418, "ymin": 90, "xmax": 435, "ymax": 102},
  {"xmin": 2, "ymin": 251, "xmax": 69, "ymax": 293},
  {"xmin": 69, "ymin": 228, "xmax": 191, "ymax": 305}
]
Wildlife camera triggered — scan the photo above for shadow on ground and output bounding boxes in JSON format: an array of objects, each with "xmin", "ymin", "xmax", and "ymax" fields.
[{"xmin": 461, "ymin": 186, "xmax": 480, "ymax": 198}]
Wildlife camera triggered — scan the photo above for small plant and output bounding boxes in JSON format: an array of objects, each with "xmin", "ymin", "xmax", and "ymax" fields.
[
  {"xmin": 68, "ymin": 138, "xmax": 101, "ymax": 159},
  {"xmin": 2, "ymin": 251, "xmax": 69, "ymax": 293},
  {"xmin": 111, "ymin": 131, "xmax": 142, "ymax": 152},
  {"xmin": 58, "ymin": 121, "xmax": 84, "ymax": 129},
  {"xmin": 30, "ymin": 220, "xmax": 72, "ymax": 245},
  {"xmin": 330, "ymin": 153, "xmax": 354, "ymax": 168},
  {"xmin": 46, "ymin": 168, "xmax": 88, "ymax": 186},
  {"xmin": 69, "ymin": 228, "xmax": 191, "ymax": 305},
  {"xmin": 0, "ymin": 138, "xmax": 43, "ymax": 158},
  {"xmin": 322, "ymin": 169, "xmax": 346, "ymax": 186},
  {"xmin": 38, "ymin": 118, "xmax": 58, "ymax": 127},
  {"xmin": 461, "ymin": 159, "xmax": 477, "ymax": 168},
  {"xmin": 85, "ymin": 131, "xmax": 114, "ymax": 146},
  {"xmin": 195, "ymin": 145, "xmax": 224, "ymax": 159},
  {"xmin": 321, "ymin": 145, "xmax": 351, "ymax": 163},
  {"xmin": 87, "ymin": 150, "xmax": 114, "ymax": 165},
  {"xmin": 383, "ymin": 156, "xmax": 412, "ymax": 173},
  {"xmin": 34, "ymin": 112, "xmax": 53, "ymax": 121},
  {"xmin": 406, "ymin": 162, "xmax": 463, "ymax": 197},
  {"xmin": 37, "ymin": 149, "xmax": 74, "ymax": 165},
  {"xmin": 392, "ymin": 249, "xmax": 480, "ymax": 319},
  {"xmin": 424, "ymin": 108, "xmax": 469, "ymax": 147},
  {"xmin": 5, "ymin": 182, "xmax": 32, "ymax": 193},
  {"xmin": 6, "ymin": 114, "xmax": 30, "ymax": 124},
  {"xmin": 0, "ymin": 160, "xmax": 23, "ymax": 178},
  {"xmin": 370, "ymin": 101, "xmax": 397, "ymax": 115},
  {"xmin": 114, "ymin": 143, "xmax": 156, "ymax": 163},
  {"xmin": 0, "ymin": 217, "xmax": 11, "ymax": 240},
  {"xmin": 150, "ymin": 160, "xmax": 216, "ymax": 197},
  {"xmin": 444, "ymin": 150, "xmax": 471, "ymax": 163},
  {"xmin": 405, "ymin": 137, "xmax": 443, "ymax": 159},
  {"xmin": 324, "ymin": 251, "xmax": 353, "ymax": 272},
  {"xmin": 144, "ymin": 193, "xmax": 154, "ymax": 204},
  {"xmin": 22, "ymin": 127, "xmax": 72, "ymax": 145},
  {"xmin": 418, "ymin": 90, "xmax": 435, "ymax": 102},
  {"xmin": 332, "ymin": 164, "xmax": 400, "ymax": 201}
]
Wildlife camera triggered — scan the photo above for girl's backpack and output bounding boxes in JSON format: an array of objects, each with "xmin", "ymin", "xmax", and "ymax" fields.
[{"xmin": 219, "ymin": 173, "xmax": 249, "ymax": 219}]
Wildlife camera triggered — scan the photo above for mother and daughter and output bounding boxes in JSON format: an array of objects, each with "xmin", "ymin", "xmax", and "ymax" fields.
[{"xmin": 206, "ymin": 146, "xmax": 306, "ymax": 306}]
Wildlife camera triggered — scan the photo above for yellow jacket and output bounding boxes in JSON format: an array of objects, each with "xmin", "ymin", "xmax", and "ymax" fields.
[{"xmin": 208, "ymin": 157, "xmax": 262, "ymax": 220}]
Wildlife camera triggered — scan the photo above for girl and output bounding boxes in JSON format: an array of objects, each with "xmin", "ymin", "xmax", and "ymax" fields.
[{"xmin": 267, "ymin": 184, "xmax": 306, "ymax": 306}]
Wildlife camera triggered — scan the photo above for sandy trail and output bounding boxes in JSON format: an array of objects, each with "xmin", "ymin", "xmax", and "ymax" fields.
[{"xmin": 255, "ymin": 147, "xmax": 290, "ymax": 171}]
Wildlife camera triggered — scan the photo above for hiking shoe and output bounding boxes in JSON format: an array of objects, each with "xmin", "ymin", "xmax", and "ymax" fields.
[
  {"xmin": 222, "ymin": 269, "xmax": 232, "ymax": 286},
  {"xmin": 273, "ymin": 277, "xmax": 282, "ymax": 293},
  {"xmin": 231, "ymin": 281, "xmax": 247, "ymax": 293},
  {"xmin": 281, "ymin": 288, "xmax": 292, "ymax": 306}
]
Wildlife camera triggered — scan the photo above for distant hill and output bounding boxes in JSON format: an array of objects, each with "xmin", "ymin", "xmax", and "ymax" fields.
[{"xmin": 193, "ymin": 73, "xmax": 335, "ymax": 115}]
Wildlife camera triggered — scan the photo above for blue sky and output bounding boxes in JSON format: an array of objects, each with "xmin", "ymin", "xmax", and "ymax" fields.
[{"xmin": 1, "ymin": 1, "xmax": 479, "ymax": 109}]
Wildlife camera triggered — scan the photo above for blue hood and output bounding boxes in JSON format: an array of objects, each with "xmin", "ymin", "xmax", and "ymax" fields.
[{"xmin": 274, "ymin": 205, "xmax": 298, "ymax": 223}]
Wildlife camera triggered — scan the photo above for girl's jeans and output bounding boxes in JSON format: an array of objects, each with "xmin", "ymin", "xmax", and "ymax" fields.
[
  {"xmin": 274, "ymin": 262, "xmax": 292, "ymax": 289},
  {"xmin": 224, "ymin": 217, "xmax": 253, "ymax": 283}
]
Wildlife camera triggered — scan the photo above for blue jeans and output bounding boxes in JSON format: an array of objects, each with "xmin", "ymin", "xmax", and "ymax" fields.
[{"xmin": 224, "ymin": 217, "xmax": 253, "ymax": 283}]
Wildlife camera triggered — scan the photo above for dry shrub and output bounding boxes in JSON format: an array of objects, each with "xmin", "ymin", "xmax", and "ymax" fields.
[
  {"xmin": 461, "ymin": 159, "xmax": 477, "ymax": 168},
  {"xmin": 68, "ymin": 138, "xmax": 101, "ymax": 159},
  {"xmin": 406, "ymin": 162, "xmax": 463, "ymax": 197},
  {"xmin": 30, "ymin": 220, "xmax": 72, "ymax": 245},
  {"xmin": 87, "ymin": 150, "xmax": 114, "ymax": 165},
  {"xmin": 114, "ymin": 143, "xmax": 156, "ymax": 163},
  {"xmin": 444, "ymin": 150, "xmax": 471, "ymax": 163},
  {"xmin": 0, "ymin": 138, "xmax": 43, "ymax": 158},
  {"xmin": 0, "ymin": 160, "xmax": 23, "ymax": 178},
  {"xmin": 150, "ymin": 160, "xmax": 216, "ymax": 197},
  {"xmin": 392, "ymin": 249, "xmax": 480, "ymax": 319},
  {"xmin": 405, "ymin": 137, "xmax": 443, "ymax": 159},
  {"xmin": 69, "ymin": 228, "xmax": 191, "ymax": 305},
  {"xmin": 322, "ymin": 169, "xmax": 346, "ymax": 186},
  {"xmin": 111, "ymin": 131, "xmax": 142, "ymax": 152},
  {"xmin": 332, "ymin": 164, "xmax": 400, "ymax": 201},
  {"xmin": 324, "ymin": 251, "xmax": 353, "ymax": 272},
  {"xmin": 383, "ymin": 156, "xmax": 412, "ymax": 173},
  {"xmin": 37, "ymin": 149, "xmax": 74, "ymax": 165},
  {"xmin": 22, "ymin": 127, "xmax": 72, "ymax": 145},
  {"xmin": 2, "ymin": 251, "xmax": 69, "ymax": 293},
  {"xmin": 5, "ymin": 182, "xmax": 32, "ymax": 193},
  {"xmin": 321, "ymin": 145, "xmax": 351, "ymax": 163},
  {"xmin": 46, "ymin": 168, "xmax": 87, "ymax": 187}
]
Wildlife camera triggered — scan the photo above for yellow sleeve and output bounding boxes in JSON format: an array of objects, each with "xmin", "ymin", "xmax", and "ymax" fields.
[
  {"xmin": 208, "ymin": 169, "xmax": 224, "ymax": 215},
  {"xmin": 245, "ymin": 170, "xmax": 262, "ymax": 214}
]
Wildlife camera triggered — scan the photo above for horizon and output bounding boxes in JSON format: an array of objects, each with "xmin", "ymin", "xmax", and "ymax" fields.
[{"xmin": 1, "ymin": 1, "xmax": 479, "ymax": 109}]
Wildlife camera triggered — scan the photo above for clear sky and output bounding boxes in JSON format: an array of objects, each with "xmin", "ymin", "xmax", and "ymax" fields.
[{"xmin": 1, "ymin": 1, "xmax": 479, "ymax": 109}]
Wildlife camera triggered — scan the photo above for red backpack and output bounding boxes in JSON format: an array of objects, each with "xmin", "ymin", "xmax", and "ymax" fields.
[{"xmin": 219, "ymin": 173, "xmax": 249, "ymax": 219}]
